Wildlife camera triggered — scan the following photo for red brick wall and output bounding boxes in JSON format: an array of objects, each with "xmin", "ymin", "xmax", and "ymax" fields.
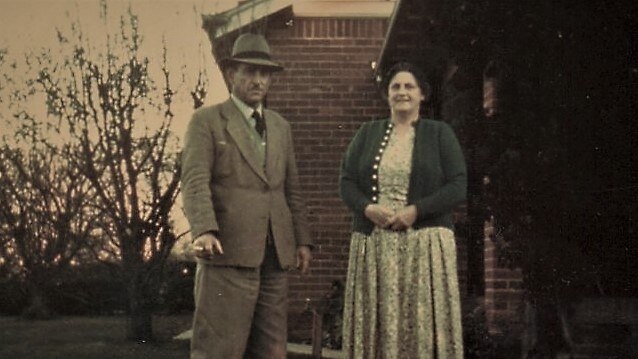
[
  {"xmin": 265, "ymin": 17, "xmax": 389, "ymax": 314},
  {"xmin": 483, "ymin": 221, "xmax": 524, "ymax": 334}
]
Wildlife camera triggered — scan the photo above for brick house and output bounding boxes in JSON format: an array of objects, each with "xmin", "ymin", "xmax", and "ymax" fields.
[
  {"xmin": 201, "ymin": 0, "xmax": 475, "ymax": 341},
  {"xmin": 200, "ymin": 1, "xmax": 637, "ymax": 356}
]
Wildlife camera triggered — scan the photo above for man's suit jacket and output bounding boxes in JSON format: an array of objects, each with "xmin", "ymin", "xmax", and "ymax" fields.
[{"xmin": 181, "ymin": 99, "xmax": 311, "ymax": 269}]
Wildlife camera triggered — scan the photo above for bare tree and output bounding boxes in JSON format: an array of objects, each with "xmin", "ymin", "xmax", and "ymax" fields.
[
  {"xmin": 3, "ymin": 5, "xmax": 207, "ymax": 339},
  {"xmin": 0, "ymin": 132, "xmax": 100, "ymax": 318},
  {"xmin": 2, "ymin": 47, "xmax": 101, "ymax": 317}
]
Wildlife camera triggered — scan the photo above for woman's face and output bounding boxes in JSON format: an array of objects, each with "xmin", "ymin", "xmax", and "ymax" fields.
[{"xmin": 387, "ymin": 71, "xmax": 424, "ymax": 114}]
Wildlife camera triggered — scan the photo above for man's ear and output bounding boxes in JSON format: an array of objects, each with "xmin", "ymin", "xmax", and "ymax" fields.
[{"xmin": 223, "ymin": 66, "xmax": 236, "ymax": 85}]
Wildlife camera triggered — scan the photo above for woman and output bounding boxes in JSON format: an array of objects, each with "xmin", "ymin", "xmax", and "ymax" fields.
[{"xmin": 339, "ymin": 62, "xmax": 466, "ymax": 358}]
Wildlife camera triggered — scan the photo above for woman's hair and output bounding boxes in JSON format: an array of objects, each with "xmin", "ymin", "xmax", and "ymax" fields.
[{"xmin": 380, "ymin": 61, "xmax": 431, "ymax": 101}]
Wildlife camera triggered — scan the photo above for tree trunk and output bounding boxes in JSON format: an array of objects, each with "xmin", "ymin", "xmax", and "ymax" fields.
[
  {"xmin": 23, "ymin": 281, "xmax": 53, "ymax": 320},
  {"xmin": 126, "ymin": 275, "xmax": 154, "ymax": 342}
]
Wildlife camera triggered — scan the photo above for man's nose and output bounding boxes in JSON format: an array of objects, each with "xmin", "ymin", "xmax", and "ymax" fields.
[{"xmin": 253, "ymin": 70, "xmax": 268, "ymax": 83}]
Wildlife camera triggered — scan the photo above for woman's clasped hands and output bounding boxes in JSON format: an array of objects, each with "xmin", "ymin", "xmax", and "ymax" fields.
[{"xmin": 364, "ymin": 204, "xmax": 418, "ymax": 231}]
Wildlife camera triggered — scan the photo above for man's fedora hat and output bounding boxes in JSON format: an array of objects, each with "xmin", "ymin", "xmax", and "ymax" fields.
[{"xmin": 220, "ymin": 33, "xmax": 283, "ymax": 72}]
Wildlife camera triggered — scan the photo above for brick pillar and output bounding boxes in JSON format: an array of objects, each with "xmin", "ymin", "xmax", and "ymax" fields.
[{"xmin": 483, "ymin": 218, "xmax": 524, "ymax": 334}]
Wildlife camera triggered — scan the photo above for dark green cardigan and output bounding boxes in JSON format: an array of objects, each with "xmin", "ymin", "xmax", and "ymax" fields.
[{"xmin": 339, "ymin": 118, "xmax": 467, "ymax": 234}]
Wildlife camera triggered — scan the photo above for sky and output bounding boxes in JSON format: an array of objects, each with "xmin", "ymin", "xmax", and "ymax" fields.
[
  {"xmin": 0, "ymin": 0, "xmax": 243, "ymax": 254},
  {"xmin": 0, "ymin": 0, "xmax": 241, "ymax": 135}
]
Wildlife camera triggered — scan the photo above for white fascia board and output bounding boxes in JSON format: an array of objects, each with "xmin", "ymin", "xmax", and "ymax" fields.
[{"xmin": 292, "ymin": 1, "xmax": 397, "ymax": 18}]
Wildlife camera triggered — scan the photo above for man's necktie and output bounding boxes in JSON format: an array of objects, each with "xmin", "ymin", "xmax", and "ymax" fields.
[{"xmin": 252, "ymin": 110, "xmax": 265, "ymax": 137}]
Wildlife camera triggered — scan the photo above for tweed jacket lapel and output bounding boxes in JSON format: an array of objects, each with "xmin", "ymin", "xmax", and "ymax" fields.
[{"xmin": 220, "ymin": 99, "xmax": 268, "ymax": 183}]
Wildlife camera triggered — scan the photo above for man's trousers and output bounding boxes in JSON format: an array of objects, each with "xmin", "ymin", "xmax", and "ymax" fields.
[{"xmin": 190, "ymin": 242, "xmax": 288, "ymax": 359}]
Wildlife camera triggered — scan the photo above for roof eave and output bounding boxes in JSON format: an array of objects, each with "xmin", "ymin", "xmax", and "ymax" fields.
[
  {"xmin": 373, "ymin": 0, "xmax": 403, "ymax": 80},
  {"xmin": 202, "ymin": 0, "xmax": 293, "ymax": 41}
]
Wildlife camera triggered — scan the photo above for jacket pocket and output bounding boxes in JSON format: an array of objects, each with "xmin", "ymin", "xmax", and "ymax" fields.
[{"xmin": 212, "ymin": 140, "xmax": 233, "ymax": 178}]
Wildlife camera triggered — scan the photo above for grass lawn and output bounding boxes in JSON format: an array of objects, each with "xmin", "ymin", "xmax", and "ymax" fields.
[
  {"xmin": 0, "ymin": 314, "xmax": 192, "ymax": 359},
  {"xmin": 0, "ymin": 314, "xmax": 326, "ymax": 358}
]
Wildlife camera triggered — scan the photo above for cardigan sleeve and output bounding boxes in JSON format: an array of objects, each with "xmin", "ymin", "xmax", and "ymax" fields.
[
  {"xmin": 413, "ymin": 122, "xmax": 467, "ymax": 219},
  {"xmin": 339, "ymin": 123, "xmax": 373, "ymax": 215}
]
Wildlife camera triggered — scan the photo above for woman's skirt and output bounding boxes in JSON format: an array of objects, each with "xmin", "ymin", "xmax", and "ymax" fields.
[{"xmin": 342, "ymin": 227, "xmax": 464, "ymax": 359}]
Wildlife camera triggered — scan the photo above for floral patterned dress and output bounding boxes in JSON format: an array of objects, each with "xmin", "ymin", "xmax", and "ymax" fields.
[{"xmin": 342, "ymin": 126, "xmax": 464, "ymax": 359}]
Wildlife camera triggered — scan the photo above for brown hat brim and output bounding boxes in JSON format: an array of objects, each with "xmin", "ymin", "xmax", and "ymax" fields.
[{"xmin": 220, "ymin": 57, "xmax": 284, "ymax": 72}]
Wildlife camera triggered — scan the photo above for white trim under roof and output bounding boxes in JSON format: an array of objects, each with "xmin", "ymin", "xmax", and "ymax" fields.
[{"xmin": 294, "ymin": 1, "xmax": 396, "ymax": 18}]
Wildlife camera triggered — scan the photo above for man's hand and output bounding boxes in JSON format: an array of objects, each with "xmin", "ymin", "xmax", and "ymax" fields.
[
  {"xmin": 387, "ymin": 205, "xmax": 418, "ymax": 231},
  {"xmin": 192, "ymin": 232, "xmax": 224, "ymax": 259},
  {"xmin": 364, "ymin": 204, "xmax": 395, "ymax": 228},
  {"xmin": 296, "ymin": 245, "xmax": 312, "ymax": 275}
]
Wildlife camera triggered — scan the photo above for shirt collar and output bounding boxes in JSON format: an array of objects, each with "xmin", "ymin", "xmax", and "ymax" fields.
[{"xmin": 230, "ymin": 94, "xmax": 263, "ymax": 121}]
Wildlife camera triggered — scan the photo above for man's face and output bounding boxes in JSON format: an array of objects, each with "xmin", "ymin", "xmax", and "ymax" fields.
[{"xmin": 227, "ymin": 63, "xmax": 272, "ymax": 107}]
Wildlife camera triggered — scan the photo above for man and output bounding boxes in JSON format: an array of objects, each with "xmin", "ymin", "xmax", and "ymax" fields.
[{"xmin": 181, "ymin": 33, "xmax": 312, "ymax": 359}]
